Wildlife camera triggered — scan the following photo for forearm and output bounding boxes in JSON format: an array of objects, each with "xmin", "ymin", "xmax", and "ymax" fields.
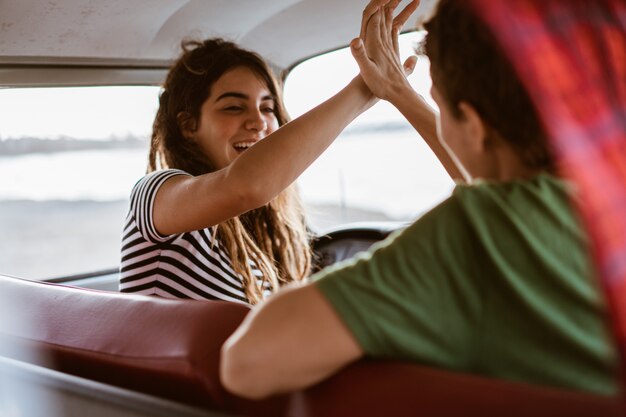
[
  {"xmin": 226, "ymin": 76, "xmax": 375, "ymax": 205},
  {"xmin": 153, "ymin": 77, "xmax": 374, "ymax": 234},
  {"xmin": 350, "ymin": 0, "xmax": 464, "ymax": 183},
  {"xmin": 389, "ymin": 85, "xmax": 465, "ymax": 182},
  {"xmin": 220, "ymin": 284, "xmax": 363, "ymax": 399}
]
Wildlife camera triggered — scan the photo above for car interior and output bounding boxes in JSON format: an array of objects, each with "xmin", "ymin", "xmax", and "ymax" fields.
[{"xmin": 1, "ymin": 0, "xmax": 625, "ymax": 416}]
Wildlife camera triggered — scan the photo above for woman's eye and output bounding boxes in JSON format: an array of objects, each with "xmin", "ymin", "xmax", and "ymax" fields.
[
  {"xmin": 262, "ymin": 107, "xmax": 275, "ymax": 113},
  {"xmin": 223, "ymin": 106, "xmax": 243, "ymax": 112}
]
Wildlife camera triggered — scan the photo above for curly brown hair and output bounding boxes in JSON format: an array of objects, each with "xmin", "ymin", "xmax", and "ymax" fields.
[{"xmin": 148, "ymin": 38, "xmax": 311, "ymax": 304}]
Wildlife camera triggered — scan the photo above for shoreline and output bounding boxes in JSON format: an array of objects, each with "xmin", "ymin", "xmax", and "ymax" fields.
[{"xmin": 1, "ymin": 199, "xmax": 398, "ymax": 280}]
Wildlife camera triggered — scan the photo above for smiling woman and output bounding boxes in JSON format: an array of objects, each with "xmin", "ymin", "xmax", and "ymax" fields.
[
  {"xmin": 118, "ymin": 37, "xmax": 381, "ymax": 305},
  {"xmin": 119, "ymin": 39, "xmax": 309, "ymax": 305}
]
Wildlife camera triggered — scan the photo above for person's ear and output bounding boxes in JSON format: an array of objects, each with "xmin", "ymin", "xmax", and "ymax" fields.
[
  {"xmin": 458, "ymin": 101, "xmax": 488, "ymax": 153},
  {"xmin": 177, "ymin": 112, "xmax": 197, "ymax": 141}
]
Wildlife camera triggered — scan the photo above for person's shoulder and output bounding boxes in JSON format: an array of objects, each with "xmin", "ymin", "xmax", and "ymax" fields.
[
  {"xmin": 452, "ymin": 173, "xmax": 570, "ymax": 207},
  {"xmin": 448, "ymin": 173, "xmax": 580, "ymax": 236},
  {"xmin": 399, "ymin": 192, "xmax": 468, "ymax": 243},
  {"xmin": 129, "ymin": 168, "xmax": 191, "ymax": 202},
  {"xmin": 133, "ymin": 168, "xmax": 190, "ymax": 190},
  {"xmin": 143, "ymin": 168, "xmax": 191, "ymax": 183}
]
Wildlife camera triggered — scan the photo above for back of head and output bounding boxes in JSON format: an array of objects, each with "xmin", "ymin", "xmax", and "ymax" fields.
[
  {"xmin": 424, "ymin": 0, "xmax": 554, "ymax": 172},
  {"xmin": 149, "ymin": 38, "xmax": 288, "ymax": 175}
]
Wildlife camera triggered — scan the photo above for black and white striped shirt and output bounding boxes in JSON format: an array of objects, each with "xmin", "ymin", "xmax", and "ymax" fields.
[{"xmin": 119, "ymin": 169, "xmax": 265, "ymax": 304}]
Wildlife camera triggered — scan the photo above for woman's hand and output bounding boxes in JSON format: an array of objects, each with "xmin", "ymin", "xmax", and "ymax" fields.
[{"xmin": 351, "ymin": 0, "xmax": 419, "ymax": 103}]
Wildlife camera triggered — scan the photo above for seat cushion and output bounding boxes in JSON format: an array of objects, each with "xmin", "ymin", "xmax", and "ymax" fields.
[
  {"xmin": 290, "ymin": 360, "xmax": 624, "ymax": 417},
  {"xmin": 0, "ymin": 274, "xmax": 286, "ymax": 416}
]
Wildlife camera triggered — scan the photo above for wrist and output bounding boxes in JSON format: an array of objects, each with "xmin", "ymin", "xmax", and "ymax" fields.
[
  {"xmin": 386, "ymin": 77, "xmax": 415, "ymax": 105},
  {"xmin": 350, "ymin": 75, "xmax": 378, "ymax": 109},
  {"xmin": 393, "ymin": 88, "xmax": 439, "ymax": 145}
]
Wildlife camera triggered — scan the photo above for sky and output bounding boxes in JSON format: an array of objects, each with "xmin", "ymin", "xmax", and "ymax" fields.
[
  {"xmin": 0, "ymin": 32, "xmax": 433, "ymax": 141},
  {"xmin": 0, "ymin": 86, "xmax": 159, "ymax": 140}
]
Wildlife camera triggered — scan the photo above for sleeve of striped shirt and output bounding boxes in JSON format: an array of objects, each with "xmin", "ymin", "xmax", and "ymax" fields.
[{"xmin": 129, "ymin": 169, "xmax": 191, "ymax": 243}]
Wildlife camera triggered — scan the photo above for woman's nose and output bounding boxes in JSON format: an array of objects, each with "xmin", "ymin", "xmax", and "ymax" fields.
[{"xmin": 245, "ymin": 111, "xmax": 267, "ymax": 132}]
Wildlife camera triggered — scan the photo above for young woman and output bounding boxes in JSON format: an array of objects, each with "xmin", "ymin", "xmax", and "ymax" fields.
[{"xmin": 118, "ymin": 36, "xmax": 411, "ymax": 305}]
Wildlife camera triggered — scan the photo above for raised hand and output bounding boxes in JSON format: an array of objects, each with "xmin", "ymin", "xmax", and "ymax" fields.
[
  {"xmin": 352, "ymin": 0, "xmax": 465, "ymax": 182},
  {"xmin": 352, "ymin": 0, "xmax": 419, "ymax": 102}
]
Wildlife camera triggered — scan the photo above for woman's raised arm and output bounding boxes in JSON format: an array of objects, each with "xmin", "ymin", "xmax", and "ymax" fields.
[{"xmin": 153, "ymin": 76, "xmax": 375, "ymax": 236}]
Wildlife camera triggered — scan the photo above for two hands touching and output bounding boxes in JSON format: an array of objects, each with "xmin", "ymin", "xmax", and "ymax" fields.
[
  {"xmin": 220, "ymin": 0, "xmax": 461, "ymax": 401},
  {"xmin": 351, "ymin": 0, "xmax": 466, "ymax": 182},
  {"xmin": 351, "ymin": 0, "xmax": 419, "ymax": 103}
]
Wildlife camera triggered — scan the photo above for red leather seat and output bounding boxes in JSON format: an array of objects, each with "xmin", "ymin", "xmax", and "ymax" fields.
[
  {"xmin": 0, "ymin": 274, "xmax": 623, "ymax": 416},
  {"xmin": 0, "ymin": 274, "xmax": 286, "ymax": 416},
  {"xmin": 290, "ymin": 360, "xmax": 624, "ymax": 417}
]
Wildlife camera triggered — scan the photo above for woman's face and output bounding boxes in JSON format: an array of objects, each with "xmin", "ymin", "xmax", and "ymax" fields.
[{"xmin": 189, "ymin": 66, "xmax": 279, "ymax": 170}]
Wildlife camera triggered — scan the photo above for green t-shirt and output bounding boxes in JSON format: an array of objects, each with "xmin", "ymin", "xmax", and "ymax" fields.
[{"xmin": 315, "ymin": 174, "xmax": 618, "ymax": 395}]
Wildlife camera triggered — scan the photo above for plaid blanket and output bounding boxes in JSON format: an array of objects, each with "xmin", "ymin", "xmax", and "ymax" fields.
[{"xmin": 469, "ymin": 0, "xmax": 626, "ymax": 376}]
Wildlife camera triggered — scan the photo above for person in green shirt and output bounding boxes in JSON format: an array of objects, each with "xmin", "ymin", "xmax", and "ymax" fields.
[{"xmin": 220, "ymin": 0, "xmax": 618, "ymax": 399}]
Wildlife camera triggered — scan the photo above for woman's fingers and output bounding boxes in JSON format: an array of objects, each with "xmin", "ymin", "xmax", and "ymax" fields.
[
  {"xmin": 382, "ymin": 5, "xmax": 395, "ymax": 51},
  {"xmin": 391, "ymin": 1, "xmax": 419, "ymax": 60},
  {"xmin": 364, "ymin": 8, "xmax": 384, "ymax": 57},
  {"xmin": 385, "ymin": 0, "xmax": 403, "ymax": 38},
  {"xmin": 360, "ymin": 0, "xmax": 392, "ymax": 40},
  {"xmin": 392, "ymin": 27, "xmax": 400, "ymax": 58},
  {"xmin": 354, "ymin": 0, "xmax": 421, "ymax": 101},
  {"xmin": 362, "ymin": 0, "xmax": 419, "ymax": 42}
]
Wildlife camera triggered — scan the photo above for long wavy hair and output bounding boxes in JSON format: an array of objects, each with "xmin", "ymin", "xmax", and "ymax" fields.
[{"xmin": 148, "ymin": 38, "xmax": 311, "ymax": 304}]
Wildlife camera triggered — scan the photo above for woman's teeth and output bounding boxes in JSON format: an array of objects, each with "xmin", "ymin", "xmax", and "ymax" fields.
[{"xmin": 233, "ymin": 141, "xmax": 256, "ymax": 151}]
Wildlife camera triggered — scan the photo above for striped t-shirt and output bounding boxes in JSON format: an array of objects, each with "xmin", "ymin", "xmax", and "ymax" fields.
[{"xmin": 119, "ymin": 169, "xmax": 266, "ymax": 304}]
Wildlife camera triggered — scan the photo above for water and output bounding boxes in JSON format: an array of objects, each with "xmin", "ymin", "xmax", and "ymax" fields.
[
  {"xmin": 0, "ymin": 131, "xmax": 454, "ymax": 279},
  {"xmin": 0, "ymin": 148, "xmax": 147, "ymax": 201},
  {"xmin": 0, "ymin": 131, "xmax": 453, "ymax": 214},
  {"xmin": 298, "ymin": 131, "xmax": 454, "ymax": 220}
]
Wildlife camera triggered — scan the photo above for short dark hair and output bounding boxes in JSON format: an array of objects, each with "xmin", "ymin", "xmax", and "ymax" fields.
[{"xmin": 424, "ymin": 0, "xmax": 554, "ymax": 171}]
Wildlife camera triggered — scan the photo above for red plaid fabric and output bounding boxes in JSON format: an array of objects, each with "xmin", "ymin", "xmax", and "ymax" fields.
[{"xmin": 468, "ymin": 0, "xmax": 626, "ymax": 378}]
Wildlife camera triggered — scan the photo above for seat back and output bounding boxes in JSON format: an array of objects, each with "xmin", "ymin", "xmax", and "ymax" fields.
[
  {"xmin": 0, "ymin": 274, "xmax": 286, "ymax": 416},
  {"xmin": 290, "ymin": 360, "xmax": 625, "ymax": 417},
  {"xmin": 1, "ymin": 274, "xmax": 623, "ymax": 416}
]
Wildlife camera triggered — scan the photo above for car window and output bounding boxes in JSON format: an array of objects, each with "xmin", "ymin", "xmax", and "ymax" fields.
[
  {"xmin": 0, "ymin": 86, "xmax": 159, "ymax": 279},
  {"xmin": 1, "ymin": 32, "xmax": 454, "ymax": 280},
  {"xmin": 284, "ymin": 31, "xmax": 454, "ymax": 232}
]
